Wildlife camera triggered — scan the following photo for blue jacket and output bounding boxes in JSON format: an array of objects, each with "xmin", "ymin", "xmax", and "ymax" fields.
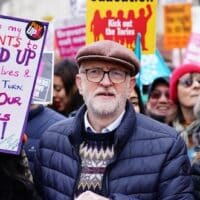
[
  {"xmin": 25, "ymin": 105, "xmax": 65, "ymax": 174},
  {"xmin": 35, "ymin": 103, "xmax": 194, "ymax": 200}
]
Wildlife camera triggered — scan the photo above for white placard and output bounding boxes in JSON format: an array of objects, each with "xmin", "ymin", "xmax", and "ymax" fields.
[{"xmin": 0, "ymin": 15, "xmax": 48, "ymax": 154}]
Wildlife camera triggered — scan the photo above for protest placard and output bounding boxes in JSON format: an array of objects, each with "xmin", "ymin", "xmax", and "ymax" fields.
[
  {"xmin": 161, "ymin": 0, "xmax": 192, "ymax": 4},
  {"xmin": 54, "ymin": 17, "xmax": 85, "ymax": 59},
  {"xmin": 0, "ymin": 15, "xmax": 48, "ymax": 154},
  {"xmin": 183, "ymin": 32, "xmax": 200, "ymax": 65},
  {"xmin": 32, "ymin": 51, "xmax": 53, "ymax": 104},
  {"xmin": 163, "ymin": 3, "xmax": 192, "ymax": 50},
  {"xmin": 86, "ymin": 0, "xmax": 157, "ymax": 54}
]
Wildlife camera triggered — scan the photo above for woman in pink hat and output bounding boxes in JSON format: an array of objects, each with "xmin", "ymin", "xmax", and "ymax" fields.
[
  {"xmin": 170, "ymin": 63, "xmax": 200, "ymax": 162},
  {"xmin": 170, "ymin": 63, "xmax": 200, "ymax": 199}
]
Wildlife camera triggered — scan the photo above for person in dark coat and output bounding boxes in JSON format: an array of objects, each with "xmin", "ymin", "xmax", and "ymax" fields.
[
  {"xmin": 34, "ymin": 40, "xmax": 194, "ymax": 200},
  {"xmin": 24, "ymin": 104, "xmax": 65, "ymax": 175},
  {"xmin": 0, "ymin": 138, "xmax": 41, "ymax": 200},
  {"xmin": 188, "ymin": 95, "xmax": 200, "ymax": 199}
]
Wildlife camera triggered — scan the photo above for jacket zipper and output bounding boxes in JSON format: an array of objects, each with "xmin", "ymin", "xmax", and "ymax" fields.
[{"xmin": 101, "ymin": 153, "xmax": 118, "ymax": 197}]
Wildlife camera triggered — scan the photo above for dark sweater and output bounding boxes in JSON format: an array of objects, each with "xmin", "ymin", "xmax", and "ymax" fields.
[{"xmin": 75, "ymin": 130, "xmax": 115, "ymax": 196}]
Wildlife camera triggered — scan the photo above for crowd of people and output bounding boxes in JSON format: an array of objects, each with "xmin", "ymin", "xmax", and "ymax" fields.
[{"xmin": 1, "ymin": 39, "xmax": 200, "ymax": 200}]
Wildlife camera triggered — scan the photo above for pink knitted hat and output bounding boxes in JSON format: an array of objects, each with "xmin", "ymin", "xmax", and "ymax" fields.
[{"xmin": 169, "ymin": 63, "xmax": 200, "ymax": 103}]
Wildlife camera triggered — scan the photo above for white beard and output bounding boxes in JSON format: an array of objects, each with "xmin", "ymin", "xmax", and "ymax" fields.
[{"xmin": 84, "ymin": 91, "xmax": 127, "ymax": 118}]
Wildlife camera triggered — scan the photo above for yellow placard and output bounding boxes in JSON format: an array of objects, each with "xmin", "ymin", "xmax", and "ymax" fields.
[
  {"xmin": 86, "ymin": 0, "xmax": 157, "ymax": 54},
  {"xmin": 163, "ymin": 3, "xmax": 192, "ymax": 50}
]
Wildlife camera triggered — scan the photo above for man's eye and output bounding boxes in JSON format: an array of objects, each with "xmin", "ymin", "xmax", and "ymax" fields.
[
  {"xmin": 113, "ymin": 71, "xmax": 121, "ymax": 75},
  {"xmin": 88, "ymin": 69, "xmax": 102, "ymax": 75},
  {"xmin": 90, "ymin": 69, "xmax": 99, "ymax": 74},
  {"xmin": 112, "ymin": 70, "xmax": 124, "ymax": 76}
]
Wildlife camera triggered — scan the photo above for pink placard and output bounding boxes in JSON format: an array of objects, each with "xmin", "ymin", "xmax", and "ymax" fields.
[
  {"xmin": 55, "ymin": 24, "xmax": 85, "ymax": 59},
  {"xmin": 183, "ymin": 32, "xmax": 200, "ymax": 65}
]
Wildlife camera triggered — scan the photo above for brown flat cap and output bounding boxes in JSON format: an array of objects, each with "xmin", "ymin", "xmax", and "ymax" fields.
[{"xmin": 76, "ymin": 40, "xmax": 140, "ymax": 76}]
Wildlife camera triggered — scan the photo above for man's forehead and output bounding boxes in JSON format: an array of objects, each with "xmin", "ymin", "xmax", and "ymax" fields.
[{"xmin": 80, "ymin": 60, "xmax": 128, "ymax": 70}]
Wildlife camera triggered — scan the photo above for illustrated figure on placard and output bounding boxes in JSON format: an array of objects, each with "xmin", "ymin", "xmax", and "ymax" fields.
[
  {"xmin": 126, "ymin": 10, "xmax": 136, "ymax": 49},
  {"xmin": 90, "ymin": 10, "xmax": 103, "ymax": 41},
  {"xmin": 115, "ymin": 10, "xmax": 126, "ymax": 45},
  {"xmin": 102, "ymin": 10, "xmax": 115, "ymax": 41},
  {"xmin": 134, "ymin": 4, "xmax": 152, "ymax": 51}
]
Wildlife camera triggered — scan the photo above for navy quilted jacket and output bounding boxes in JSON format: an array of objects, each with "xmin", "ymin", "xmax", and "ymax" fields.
[{"xmin": 34, "ymin": 102, "xmax": 194, "ymax": 200}]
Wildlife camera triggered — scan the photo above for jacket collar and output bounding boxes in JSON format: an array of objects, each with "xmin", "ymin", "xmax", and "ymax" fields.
[
  {"xmin": 69, "ymin": 101, "xmax": 137, "ymax": 151},
  {"xmin": 28, "ymin": 105, "xmax": 44, "ymax": 121}
]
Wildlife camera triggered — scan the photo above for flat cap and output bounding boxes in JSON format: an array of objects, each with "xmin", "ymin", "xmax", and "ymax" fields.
[
  {"xmin": 76, "ymin": 40, "xmax": 140, "ymax": 76},
  {"xmin": 170, "ymin": 63, "xmax": 200, "ymax": 103}
]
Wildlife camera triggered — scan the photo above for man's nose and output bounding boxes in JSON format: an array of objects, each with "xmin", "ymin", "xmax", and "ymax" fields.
[{"xmin": 100, "ymin": 73, "xmax": 113, "ymax": 85}]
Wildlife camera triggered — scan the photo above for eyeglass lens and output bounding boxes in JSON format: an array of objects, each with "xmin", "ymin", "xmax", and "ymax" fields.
[
  {"xmin": 179, "ymin": 76, "xmax": 200, "ymax": 87},
  {"xmin": 85, "ymin": 68, "xmax": 127, "ymax": 83}
]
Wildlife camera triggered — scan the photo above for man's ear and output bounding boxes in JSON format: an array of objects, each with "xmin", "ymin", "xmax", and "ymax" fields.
[
  {"xmin": 128, "ymin": 77, "xmax": 136, "ymax": 98},
  {"xmin": 76, "ymin": 74, "xmax": 83, "ymax": 95}
]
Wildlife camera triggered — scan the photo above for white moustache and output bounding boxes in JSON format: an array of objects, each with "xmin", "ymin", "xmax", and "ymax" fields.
[{"xmin": 94, "ymin": 89, "xmax": 117, "ymax": 96}]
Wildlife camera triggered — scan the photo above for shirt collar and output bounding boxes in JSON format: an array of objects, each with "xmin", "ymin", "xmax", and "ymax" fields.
[{"xmin": 84, "ymin": 110, "xmax": 125, "ymax": 133}]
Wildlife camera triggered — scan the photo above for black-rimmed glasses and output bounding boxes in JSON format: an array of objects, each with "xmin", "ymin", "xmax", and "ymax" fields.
[{"xmin": 82, "ymin": 68, "xmax": 129, "ymax": 84}]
